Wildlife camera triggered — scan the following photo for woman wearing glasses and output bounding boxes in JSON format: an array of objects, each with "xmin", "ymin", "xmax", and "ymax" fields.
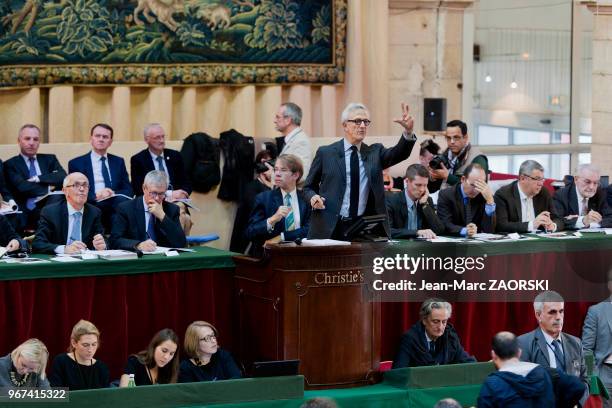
[
  {"xmin": 119, "ymin": 328, "xmax": 179, "ymax": 386},
  {"xmin": 0, "ymin": 338, "xmax": 50, "ymax": 388},
  {"xmin": 49, "ymin": 320, "xmax": 110, "ymax": 389},
  {"xmin": 179, "ymin": 321, "xmax": 241, "ymax": 382}
]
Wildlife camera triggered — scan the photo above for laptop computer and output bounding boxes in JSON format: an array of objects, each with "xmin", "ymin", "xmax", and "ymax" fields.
[{"xmin": 252, "ymin": 359, "xmax": 300, "ymax": 377}]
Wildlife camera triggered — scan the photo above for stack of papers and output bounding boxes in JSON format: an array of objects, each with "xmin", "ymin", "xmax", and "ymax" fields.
[{"xmin": 299, "ymin": 239, "xmax": 351, "ymax": 247}]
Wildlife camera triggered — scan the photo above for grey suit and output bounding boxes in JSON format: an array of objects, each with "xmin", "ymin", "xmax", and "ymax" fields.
[
  {"xmin": 582, "ymin": 298, "xmax": 612, "ymax": 398},
  {"xmin": 518, "ymin": 328, "xmax": 588, "ymax": 386}
]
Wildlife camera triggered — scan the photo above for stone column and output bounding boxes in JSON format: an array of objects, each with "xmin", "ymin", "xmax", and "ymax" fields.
[{"xmin": 584, "ymin": 1, "xmax": 612, "ymax": 176}]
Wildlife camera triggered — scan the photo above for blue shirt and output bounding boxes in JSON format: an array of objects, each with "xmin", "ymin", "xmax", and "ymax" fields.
[{"xmin": 459, "ymin": 184, "xmax": 496, "ymax": 237}]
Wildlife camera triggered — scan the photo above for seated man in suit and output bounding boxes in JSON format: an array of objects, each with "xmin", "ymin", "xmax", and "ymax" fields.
[
  {"xmin": 385, "ymin": 163, "xmax": 444, "ymax": 239},
  {"xmin": 393, "ymin": 298, "xmax": 475, "ymax": 368},
  {"xmin": 553, "ymin": 164, "xmax": 612, "ymax": 229},
  {"xmin": 0, "ymin": 214, "xmax": 26, "ymax": 252},
  {"xmin": 5, "ymin": 124, "xmax": 66, "ymax": 230},
  {"xmin": 304, "ymin": 102, "xmax": 417, "ymax": 240},
  {"xmin": 0, "ymin": 159, "xmax": 17, "ymax": 211},
  {"xmin": 494, "ymin": 160, "xmax": 563, "ymax": 233},
  {"xmin": 68, "ymin": 123, "xmax": 133, "ymax": 232},
  {"xmin": 111, "ymin": 170, "xmax": 186, "ymax": 251},
  {"xmin": 245, "ymin": 154, "xmax": 311, "ymax": 257},
  {"xmin": 32, "ymin": 172, "xmax": 107, "ymax": 254},
  {"xmin": 518, "ymin": 291, "xmax": 588, "ymax": 394},
  {"xmin": 437, "ymin": 163, "xmax": 496, "ymax": 237}
]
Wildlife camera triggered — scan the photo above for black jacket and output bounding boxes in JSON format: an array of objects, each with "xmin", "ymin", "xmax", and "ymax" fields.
[
  {"xmin": 130, "ymin": 148, "xmax": 192, "ymax": 196},
  {"xmin": 437, "ymin": 184, "xmax": 496, "ymax": 235},
  {"xmin": 217, "ymin": 129, "xmax": 255, "ymax": 202},
  {"xmin": 553, "ymin": 182, "xmax": 612, "ymax": 228},
  {"xmin": 5, "ymin": 154, "xmax": 66, "ymax": 210},
  {"xmin": 180, "ymin": 132, "xmax": 221, "ymax": 193},
  {"xmin": 385, "ymin": 192, "xmax": 444, "ymax": 238}
]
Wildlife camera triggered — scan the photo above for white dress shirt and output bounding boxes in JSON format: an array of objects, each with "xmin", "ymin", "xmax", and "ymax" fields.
[
  {"xmin": 340, "ymin": 139, "xmax": 369, "ymax": 218},
  {"xmin": 575, "ymin": 187, "xmax": 600, "ymax": 229},
  {"xmin": 541, "ymin": 329, "xmax": 563, "ymax": 369},
  {"xmin": 518, "ymin": 186, "xmax": 536, "ymax": 232}
]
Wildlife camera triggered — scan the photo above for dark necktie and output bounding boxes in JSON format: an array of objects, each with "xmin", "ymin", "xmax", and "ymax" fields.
[
  {"xmin": 463, "ymin": 196, "xmax": 472, "ymax": 225},
  {"xmin": 429, "ymin": 340, "xmax": 435, "ymax": 353},
  {"xmin": 26, "ymin": 157, "xmax": 37, "ymax": 210},
  {"xmin": 100, "ymin": 156, "xmax": 112, "ymax": 188},
  {"xmin": 156, "ymin": 156, "xmax": 165, "ymax": 172},
  {"xmin": 349, "ymin": 146, "xmax": 359, "ymax": 218},
  {"xmin": 147, "ymin": 213, "xmax": 157, "ymax": 242},
  {"xmin": 581, "ymin": 198, "xmax": 588, "ymax": 216},
  {"xmin": 552, "ymin": 339, "xmax": 566, "ymax": 371}
]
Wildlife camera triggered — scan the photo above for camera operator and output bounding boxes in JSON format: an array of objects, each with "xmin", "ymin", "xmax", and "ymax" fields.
[
  {"xmin": 419, "ymin": 139, "xmax": 444, "ymax": 194},
  {"xmin": 431, "ymin": 120, "xmax": 488, "ymax": 190}
]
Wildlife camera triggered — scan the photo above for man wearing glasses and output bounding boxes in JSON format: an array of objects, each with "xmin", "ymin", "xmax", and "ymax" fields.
[
  {"xmin": 494, "ymin": 160, "xmax": 563, "ymax": 233},
  {"xmin": 553, "ymin": 164, "xmax": 612, "ymax": 230},
  {"xmin": 430, "ymin": 120, "xmax": 488, "ymax": 189},
  {"xmin": 437, "ymin": 163, "xmax": 496, "ymax": 237},
  {"xmin": 110, "ymin": 170, "xmax": 186, "ymax": 251},
  {"xmin": 304, "ymin": 102, "xmax": 417, "ymax": 240},
  {"xmin": 32, "ymin": 173, "xmax": 106, "ymax": 254}
]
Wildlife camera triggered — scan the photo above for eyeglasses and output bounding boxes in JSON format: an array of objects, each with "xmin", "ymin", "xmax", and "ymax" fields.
[
  {"xmin": 199, "ymin": 335, "xmax": 217, "ymax": 343},
  {"xmin": 146, "ymin": 191, "xmax": 166, "ymax": 198},
  {"xmin": 66, "ymin": 182, "xmax": 89, "ymax": 190},
  {"xmin": 346, "ymin": 119, "xmax": 371, "ymax": 127},
  {"xmin": 522, "ymin": 174, "xmax": 545, "ymax": 183},
  {"xmin": 444, "ymin": 136, "xmax": 464, "ymax": 142},
  {"xmin": 274, "ymin": 167, "xmax": 292, "ymax": 173}
]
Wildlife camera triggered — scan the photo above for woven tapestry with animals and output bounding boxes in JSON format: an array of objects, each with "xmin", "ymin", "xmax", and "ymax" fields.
[{"xmin": 0, "ymin": 0, "xmax": 346, "ymax": 87}]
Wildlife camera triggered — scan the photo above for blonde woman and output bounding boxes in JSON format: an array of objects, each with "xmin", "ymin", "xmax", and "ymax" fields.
[
  {"xmin": 178, "ymin": 321, "xmax": 241, "ymax": 382},
  {"xmin": 0, "ymin": 338, "xmax": 50, "ymax": 388},
  {"xmin": 49, "ymin": 320, "xmax": 109, "ymax": 389}
]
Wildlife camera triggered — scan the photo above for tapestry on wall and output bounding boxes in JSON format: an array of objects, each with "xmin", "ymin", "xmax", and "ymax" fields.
[{"xmin": 0, "ymin": 0, "xmax": 346, "ymax": 87}]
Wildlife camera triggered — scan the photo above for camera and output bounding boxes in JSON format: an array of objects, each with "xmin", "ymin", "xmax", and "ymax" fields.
[
  {"xmin": 429, "ymin": 154, "xmax": 450, "ymax": 170},
  {"xmin": 255, "ymin": 159, "xmax": 275, "ymax": 174}
]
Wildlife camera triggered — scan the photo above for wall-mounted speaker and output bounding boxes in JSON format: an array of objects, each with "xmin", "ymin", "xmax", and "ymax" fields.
[{"xmin": 423, "ymin": 98, "xmax": 447, "ymax": 132}]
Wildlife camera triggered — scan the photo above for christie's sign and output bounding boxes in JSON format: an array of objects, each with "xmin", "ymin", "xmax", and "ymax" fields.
[{"xmin": 314, "ymin": 270, "xmax": 364, "ymax": 285}]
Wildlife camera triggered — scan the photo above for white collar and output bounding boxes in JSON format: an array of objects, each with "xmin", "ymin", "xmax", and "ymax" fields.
[
  {"xmin": 91, "ymin": 150, "xmax": 107, "ymax": 161},
  {"xmin": 343, "ymin": 138, "xmax": 361, "ymax": 152},
  {"xmin": 284, "ymin": 127, "xmax": 302, "ymax": 143},
  {"xmin": 517, "ymin": 183, "xmax": 531, "ymax": 201},
  {"xmin": 21, "ymin": 153, "xmax": 36, "ymax": 162},
  {"xmin": 540, "ymin": 328, "xmax": 561, "ymax": 345},
  {"xmin": 67, "ymin": 202, "xmax": 84, "ymax": 216}
]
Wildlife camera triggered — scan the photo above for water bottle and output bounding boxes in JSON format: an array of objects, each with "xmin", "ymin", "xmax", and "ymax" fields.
[{"xmin": 127, "ymin": 373, "xmax": 136, "ymax": 388}]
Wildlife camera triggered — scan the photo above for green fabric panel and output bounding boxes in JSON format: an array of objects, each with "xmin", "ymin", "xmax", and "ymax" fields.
[
  {"xmin": 0, "ymin": 247, "xmax": 235, "ymax": 281},
  {"xmin": 383, "ymin": 362, "xmax": 495, "ymax": 389},
  {"xmin": 391, "ymin": 233, "xmax": 612, "ymax": 257},
  {"xmin": 406, "ymin": 384, "xmax": 483, "ymax": 408},
  {"xmin": 66, "ymin": 376, "xmax": 304, "ymax": 408}
]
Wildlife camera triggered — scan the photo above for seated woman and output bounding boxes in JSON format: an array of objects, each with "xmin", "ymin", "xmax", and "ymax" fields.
[
  {"xmin": 119, "ymin": 328, "xmax": 179, "ymax": 386},
  {"xmin": 49, "ymin": 319, "xmax": 110, "ymax": 389},
  {"xmin": 178, "ymin": 321, "xmax": 241, "ymax": 382},
  {"xmin": 0, "ymin": 338, "xmax": 50, "ymax": 388}
]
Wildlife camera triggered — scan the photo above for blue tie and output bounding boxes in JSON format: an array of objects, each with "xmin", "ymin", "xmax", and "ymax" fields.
[
  {"xmin": 552, "ymin": 340, "xmax": 566, "ymax": 371},
  {"xmin": 100, "ymin": 156, "xmax": 112, "ymax": 188},
  {"xmin": 156, "ymin": 156, "xmax": 165, "ymax": 172},
  {"xmin": 26, "ymin": 157, "xmax": 37, "ymax": 210},
  {"xmin": 407, "ymin": 200, "xmax": 418, "ymax": 231},
  {"xmin": 147, "ymin": 213, "xmax": 157, "ymax": 242},
  {"xmin": 68, "ymin": 212, "xmax": 82, "ymax": 244}
]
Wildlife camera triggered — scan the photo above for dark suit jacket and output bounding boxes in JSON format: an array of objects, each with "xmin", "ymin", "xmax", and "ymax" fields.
[
  {"xmin": 5, "ymin": 154, "xmax": 66, "ymax": 210},
  {"xmin": 437, "ymin": 184, "xmax": 496, "ymax": 235},
  {"xmin": 553, "ymin": 182, "xmax": 612, "ymax": 229},
  {"xmin": 0, "ymin": 159, "xmax": 14, "ymax": 202},
  {"xmin": 0, "ymin": 214, "xmax": 22, "ymax": 247},
  {"xmin": 581, "ymin": 298, "xmax": 612, "ymax": 384},
  {"xmin": 68, "ymin": 152, "xmax": 133, "ymax": 202},
  {"xmin": 110, "ymin": 198, "xmax": 186, "ymax": 250},
  {"xmin": 32, "ymin": 202, "xmax": 104, "ymax": 254},
  {"xmin": 245, "ymin": 189, "xmax": 311, "ymax": 253},
  {"xmin": 518, "ymin": 328, "xmax": 587, "ymax": 385},
  {"xmin": 130, "ymin": 149, "xmax": 192, "ymax": 196},
  {"xmin": 303, "ymin": 135, "xmax": 416, "ymax": 239},
  {"xmin": 385, "ymin": 192, "xmax": 444, "ymax": 238},
  {"xmin": 494, "ymin": 181, "xmax": 563, "ymax": 233}
]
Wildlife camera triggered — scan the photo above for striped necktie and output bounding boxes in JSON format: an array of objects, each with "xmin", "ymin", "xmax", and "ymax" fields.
[{"xmin": 284, "ymin": 193, "xmax": 295, "ymax": 231}]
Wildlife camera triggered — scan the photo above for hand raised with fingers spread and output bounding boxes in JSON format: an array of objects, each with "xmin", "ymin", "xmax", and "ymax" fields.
[{"xmin": 393, "ymin": 102, "xmax": 414, "ymax": 134}]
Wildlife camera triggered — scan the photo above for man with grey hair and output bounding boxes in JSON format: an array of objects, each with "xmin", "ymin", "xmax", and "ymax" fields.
[
  {"xmin": 304, "ymin": 103, "xmax": 417, "ymax": 239},
  {"xmin": 130, "ymin": 123, "xmax": 192, "ymax": 198},
  {"xmin": 494, "ymin": 160, "xmax": 563, "ymax": 233},
  {"xmin": 434, "ymin": 398, "xmax": 462, "ymax": 408},
  {"xmin": 393, "ymin": 298, "xmax": 475, "ymax": 368},
  {"xmin": 553, "ymin": 164, "xmax": 612, "ymax": 229},
  {"xmin": 33, "ymin": 172, "xmax": 106, "ymax": 254},
  {"xmin": 274, "ymin": 102, "xmax": 312, "ymax": 178},
  {"xmin": 517, "ymin": 291, "xmax": 588, "ymax": 388},
  {"xmin": 110, "ymin": 170, "xmax": 186, "ymax": 251}
]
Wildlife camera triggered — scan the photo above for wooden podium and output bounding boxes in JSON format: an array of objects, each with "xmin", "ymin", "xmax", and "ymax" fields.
[{"xmin": 234, "ymin": 243, "xmax": 382, "ymax": 389}]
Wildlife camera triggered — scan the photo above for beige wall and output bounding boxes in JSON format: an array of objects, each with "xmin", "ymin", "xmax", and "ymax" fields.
[{"xmin": 0, "ymin": 0, "xmax": 474, "ymax": 249}]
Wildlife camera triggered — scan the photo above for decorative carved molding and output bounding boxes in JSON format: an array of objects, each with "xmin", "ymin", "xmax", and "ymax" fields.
[
  {"xmin": 582, "ymin": 1, "xmax": 612, "ymax": 15},
  {"xmin": 390, "ymin": 0, "xmax": 474, "ymax": 10}
]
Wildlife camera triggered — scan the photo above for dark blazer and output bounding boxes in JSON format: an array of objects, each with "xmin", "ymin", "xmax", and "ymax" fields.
[
  {"xmin": 303, "ymin": 135, "xmax": 416, "ymax": 239},
  {"xmin": 0, "ymin": 159, "xmax": 14, "ymax": 202},
  {"xmin": 245, "ymin": 189, "xmax": 311, "ymax": 252},
  {"xmin": 494, "ymin": 181, "xmax": 563, "ymax": 233},
  {"xmin": 130, "ymin": 148, "xmax": 192, "ymax": 196},
  {"xmin": 229, "ymin": 179, "xmax": 271, "ymax": 253},
  {"xmin": 32, "ymin": 202, "xmax": 104, "ymax": 254},
  {"xmin": 0, "ymin": 214, "xmax": 22, "ymax": 247},
  {"xmin": 517, "ymin": 328, "xmax": 587, "ymax": 385},
  {"xmin": 553, "ymin": 182, "xmax": 612, "ymax": 229},
  {"xmin": 4, "ymin": 154, "xmax": 66, "ymax": 210},
  {"xmin": 437, "ymin": 184, "xmax": 496, "ymax": 235},
  {"xmin": 393, "ymin": 321, "xmax": 475, "ymax": 368},
  {"xmin": 68, "ymin": 152, "xmax": 133, "ymax": 202},
  {"xmin": 110, "ymin": 198, "xmax": 186, "ymax": 250},
  {"xmin": 385, "ymin": 192, "xmax": 444, "ymax": 238}
]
